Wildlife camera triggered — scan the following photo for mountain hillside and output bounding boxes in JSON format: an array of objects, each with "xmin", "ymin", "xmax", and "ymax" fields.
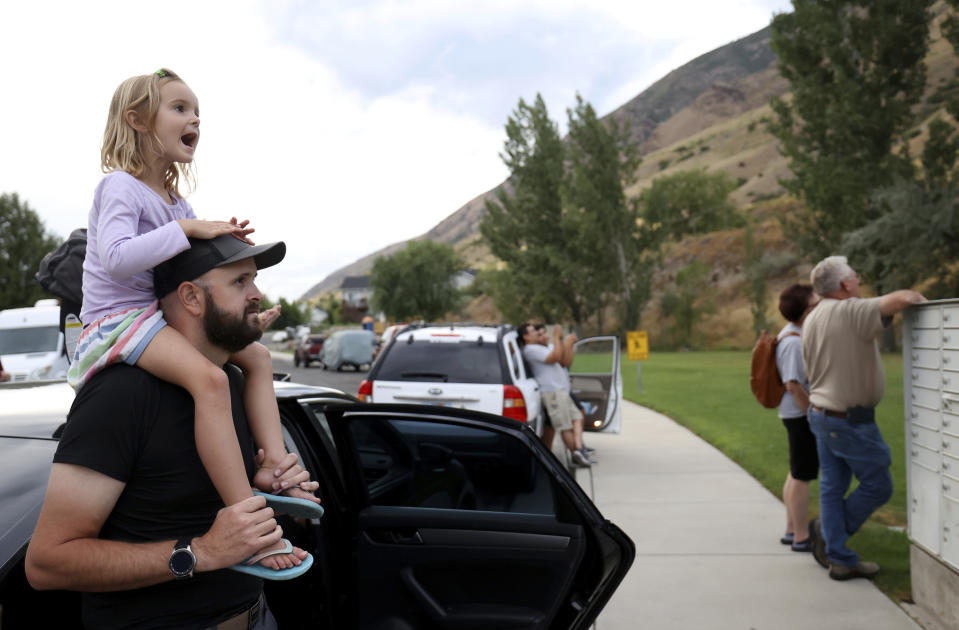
[{"xmin": 301, "ymin": 25, "xmax": 786, "ymax": 300}]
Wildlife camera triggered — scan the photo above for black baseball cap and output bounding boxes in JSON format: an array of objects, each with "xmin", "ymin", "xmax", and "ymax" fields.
[{"xmin": 155, "ymin": 234, "xmax": 286, "ymax": 298}]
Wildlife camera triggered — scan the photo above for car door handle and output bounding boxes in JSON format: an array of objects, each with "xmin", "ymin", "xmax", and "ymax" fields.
[
  {"xmin": 389, "ymin": 528, "xmax": 424, "ymax": 544},
  {"xmin": 367, "ymin": 528, "xmax": 424, "ymax": 545},
  {"xmin": 401, "ymin": 567, "xmax": 543, "ymax": 629}
]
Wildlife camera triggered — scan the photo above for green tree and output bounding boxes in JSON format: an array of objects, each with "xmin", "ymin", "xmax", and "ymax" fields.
[
  {"xmin": 769, "ymin": 0, "xmax": 933, "ymax": 258},
  {"xmin": 316, "ymin": 294, "xmax": 343, "ymax": 327},
  {"xmin": 0, "ymin": 193, "xmax": 60, "ymax": 309},
  {"xmin": 267, "ymin": 297, "xmax": 308, "ymax": 330},
  {"xmin": 480, "ymin": 94, "xmax": 584, "ymax": 326},
  {"xmin": 841, "ymin": 1, "xmax": 959, "ymax": 301},
  {"xmin": 743, "ymin": 220, "xmax": 770, "ymax": 336},
  {"xmin": 564, "ymin": 94, "xmax": 654, "ymax": 332},
  {"xmin": 371, "ymin": 240, "xmax": 465, "ymax": 321},
  {"xmin": 640, "ymin": 170, "xmax": 739, "ymax": 242},
  {"xmin": 659, "ymin": 261, "xmax": 715, "ymax": 348}
]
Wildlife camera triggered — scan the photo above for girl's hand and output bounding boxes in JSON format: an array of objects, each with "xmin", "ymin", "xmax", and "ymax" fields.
[
  {"xmin": 177, "ymin": 219, "xmax": 256, "ymax": 244},
  {"xmin": 229, "ymin": 217, "xmax": 256, "ymax": 245},
  {"xmin": 257, "ymin": 304, "xmax": 281, "ymax": 332}
]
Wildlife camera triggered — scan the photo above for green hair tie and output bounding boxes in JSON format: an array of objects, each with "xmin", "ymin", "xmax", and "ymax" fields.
[{"xmin": 155, "ymin": 69, "xmax": 168, "ymax": 78}]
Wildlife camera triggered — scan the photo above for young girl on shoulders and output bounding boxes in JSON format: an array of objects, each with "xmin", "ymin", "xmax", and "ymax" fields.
[{"xmin": 70, "ymin": 69, "xmax": 319, "ymax": 573}]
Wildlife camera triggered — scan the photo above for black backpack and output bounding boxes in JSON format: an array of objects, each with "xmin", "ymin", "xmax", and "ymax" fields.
[
  {"xmin": 36, "ymin": 228, "xmax": 86, "ymax": 305},
  {"xmin": 35, "ymin": 228, "xmax": 87, "ymax": 334}
]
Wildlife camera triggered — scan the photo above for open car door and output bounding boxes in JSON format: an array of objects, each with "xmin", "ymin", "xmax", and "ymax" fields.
[
  {"xmin": 323, "ymin": 403, "xmax": 634, "ymax": 630},
  {"xmin": 570, "ymin": 336, "xmax": 622, "ymax": 433}
]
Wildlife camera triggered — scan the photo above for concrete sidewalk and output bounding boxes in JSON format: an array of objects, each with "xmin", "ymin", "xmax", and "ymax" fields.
[{"xmin": 578, "ymin": 400, "xmax": 921, "ymax": 630}]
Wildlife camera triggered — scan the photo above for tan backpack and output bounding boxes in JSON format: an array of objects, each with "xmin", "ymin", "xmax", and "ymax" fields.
[{"xmin": 750, "ymin": 330, "xmax": 799, "ymax": 408}]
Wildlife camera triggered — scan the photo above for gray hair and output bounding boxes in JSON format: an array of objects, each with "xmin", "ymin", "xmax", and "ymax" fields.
[{"xmin": 810, "ymin": 255, "xmax": 855, "ymax": 295}]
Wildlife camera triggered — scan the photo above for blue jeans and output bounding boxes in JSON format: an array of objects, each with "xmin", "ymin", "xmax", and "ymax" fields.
[{"xmin": 807, "ymin": 407, "xmax": 893, "ymax": 567}]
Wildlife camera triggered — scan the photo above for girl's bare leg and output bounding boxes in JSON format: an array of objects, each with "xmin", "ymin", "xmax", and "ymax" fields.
[
  {"xmin": 138, "ymin": 328, "xmax": 299, "ymax": 569},
  {"xmin": 136, "ymin": 327, "xmax": 252, "ymax": 506},
  {"xmin": 231, "ymin": 342, "xmax": 320, "ymax": 504}
]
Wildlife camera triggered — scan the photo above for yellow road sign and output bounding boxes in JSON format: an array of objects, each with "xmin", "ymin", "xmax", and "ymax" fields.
[{"xmin": 627, "ymin": 330, "xmax": 648, "ymax": 361}]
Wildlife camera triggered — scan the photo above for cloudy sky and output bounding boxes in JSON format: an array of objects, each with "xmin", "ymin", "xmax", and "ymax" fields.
[{"xmin": 1, "ymin": 0, "xmax": 792, "ymax": 300}]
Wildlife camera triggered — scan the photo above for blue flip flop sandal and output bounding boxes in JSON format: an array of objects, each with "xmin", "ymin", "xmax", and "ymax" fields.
[
  {"xmin": 254, "ymin": 490, "xmax": 325, "ymax": 520},
  {"xmin": 230, "ymin": 538, "xmax": 314, "ymax": 581}
]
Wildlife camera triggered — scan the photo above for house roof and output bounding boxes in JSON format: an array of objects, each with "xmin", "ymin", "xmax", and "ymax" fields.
[{"xmin": 340, "ymin": 275, "xmax": 371, "ymax": 289}]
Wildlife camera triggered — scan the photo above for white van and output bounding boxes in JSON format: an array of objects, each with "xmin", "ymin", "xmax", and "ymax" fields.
[{"xmin": 0, "ymin": 300, "xmax": 69, "ymax": 383}]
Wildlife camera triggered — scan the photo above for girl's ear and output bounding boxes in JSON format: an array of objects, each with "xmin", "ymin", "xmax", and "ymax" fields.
[{"xmin": 125, "ymin": 109, "xmax": 148, "ymax": 133}]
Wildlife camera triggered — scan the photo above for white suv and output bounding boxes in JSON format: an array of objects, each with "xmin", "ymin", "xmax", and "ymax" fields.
[{"xmin": 358, "ymin": 324, "xmax": 545, "ymax": 432}]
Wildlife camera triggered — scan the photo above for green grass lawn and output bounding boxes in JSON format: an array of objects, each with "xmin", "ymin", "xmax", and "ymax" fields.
[{"xmin": 622, "ymin": 351, "xmax": 912, "ymax": 602}]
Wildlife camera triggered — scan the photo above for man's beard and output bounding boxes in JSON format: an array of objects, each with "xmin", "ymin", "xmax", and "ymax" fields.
[{"xmin": 202, "ymin": 288, "xmax": 263, "ymax": 353}]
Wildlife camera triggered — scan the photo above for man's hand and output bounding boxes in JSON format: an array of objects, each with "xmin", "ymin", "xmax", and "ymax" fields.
[
  {"xmin": 257, "ymin": 305, "xmax": 282, "ymax": 332},
  {"xmin": 191, "ymin": 496, "xmax": 282, "ymax": 572},
  {"xmin": 878, "ymin": 290, "xmax": 927, "ymax": 317}
]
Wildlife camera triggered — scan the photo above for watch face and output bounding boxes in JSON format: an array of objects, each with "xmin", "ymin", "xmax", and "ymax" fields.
[{"xmin": 170, "ymin": 549, "xmax": 195, "ymax": 576}]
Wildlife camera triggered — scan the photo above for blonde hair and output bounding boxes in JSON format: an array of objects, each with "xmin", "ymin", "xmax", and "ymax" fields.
[{"xmin": 100, "ymin": 68, "xmax": 195, "ymax": 195}]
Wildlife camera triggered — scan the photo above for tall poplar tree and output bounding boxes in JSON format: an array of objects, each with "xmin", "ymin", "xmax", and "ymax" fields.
[
  {"xmin": 481, "ymin": 94, "xmax": 590, "ymax": 327},
  {"xmin": 564, "ymin": 95, "xmax": 651, "ymax": 331},
  {"xmin": 769, "ymin": 0, "xmax": 933, "ymax": 258}
]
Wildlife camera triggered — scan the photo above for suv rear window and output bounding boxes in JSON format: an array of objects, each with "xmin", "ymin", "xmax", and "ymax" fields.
[{"xmin": 376, "ymin": 339, "xmax": 503, "ymax": 384}]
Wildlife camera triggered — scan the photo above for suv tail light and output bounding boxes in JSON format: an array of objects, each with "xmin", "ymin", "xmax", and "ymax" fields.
[
  {"xmin": 358, "ymin": 380, "xmax": 373, "ymax": 402},
  {"xmin": 502, "ymin": 385, "xmax": 527, "ymax": 422}
]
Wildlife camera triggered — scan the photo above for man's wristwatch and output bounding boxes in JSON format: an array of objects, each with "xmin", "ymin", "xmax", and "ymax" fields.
[{"xmin": 169, "ymin": 538, "xmax": 196, "ymax": 579}]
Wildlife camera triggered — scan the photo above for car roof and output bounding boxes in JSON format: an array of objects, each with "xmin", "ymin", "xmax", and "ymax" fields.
[
  {"xmin": 395, "ymin": 324, "xmax": 510, "ymax": 342},
  {"xmin": 0, "ymin": 380, "xmax": 74, "ymax": 439},
  {"xmin": 273, "ymin": 379, "xmax": 355, "ymax": 401}
]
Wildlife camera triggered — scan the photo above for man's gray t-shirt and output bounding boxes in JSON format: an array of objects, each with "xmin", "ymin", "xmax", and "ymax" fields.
[{"xmin": 522, "ymin": 344, "xmax": 568, "ymax": 392}]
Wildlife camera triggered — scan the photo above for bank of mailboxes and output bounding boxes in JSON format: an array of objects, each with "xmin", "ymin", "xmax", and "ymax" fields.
[{"xmin": 903, "ymin": 299, "xmax": 959, "ymax": 570}]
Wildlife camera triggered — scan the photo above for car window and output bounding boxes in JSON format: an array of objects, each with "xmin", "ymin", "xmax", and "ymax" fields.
[
  {"xmin": 375, "ymin": 340, "xmax": 503, "ymax": 384},
  {"xmin": 347, "ymin": 417, "xmax": 557, "ymax": 515},
  {"xmin": 570, "ymin": 337, "xmax": 616, "ymax": 373},
  {"xmin": 0, "ymin": 326, "xmax": 59, "ymax": 354},
  {"xmin": 506, "ymin": 338, "xmax": 524, "ymax": 381},
  {"xmin": 303, "ymin": 402, "xmax": 336, "ymax": 451}
]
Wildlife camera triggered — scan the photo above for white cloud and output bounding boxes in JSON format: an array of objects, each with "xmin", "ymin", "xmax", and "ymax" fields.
[{"xmin": 0, "ymin": 0, "xmax": 791, "ymax": 300}]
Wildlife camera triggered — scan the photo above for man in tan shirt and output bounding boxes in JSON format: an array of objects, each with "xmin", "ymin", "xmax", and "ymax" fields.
[{"xmin": 802, "ymin": 255, "xmax": 925, "ymax": 581}]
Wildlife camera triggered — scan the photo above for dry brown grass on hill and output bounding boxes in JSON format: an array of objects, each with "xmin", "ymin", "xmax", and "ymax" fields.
[
  {"xmin": 639, "ymin": 211, "xmax": 813, "ymax": 349},
  {"xmin": 462, "ymin": 294, "xmax": 502, "ymax": 324}
]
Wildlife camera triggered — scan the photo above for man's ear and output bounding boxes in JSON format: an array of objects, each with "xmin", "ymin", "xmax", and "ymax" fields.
[
  {"xmin": 177, "ymin": 282, "xmax": 205, "ymax": 317},
  {"xmin": 125, "ymin": 109, "xmax": 148, "ymax": 133}
]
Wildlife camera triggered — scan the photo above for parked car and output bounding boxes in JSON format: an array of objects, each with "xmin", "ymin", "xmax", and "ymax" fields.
[
  {"xmin": 358, "ymin": 323, "xmax": 623, "ymax": 436},
  {"xmin": 293, "ymin": 334, "xmax": 326, "ymax": 367},
  {"xmin": 0, "ymin": 300, "xmax": 69, "ymax": 383},
  {"xmin": 0, "ymin": 376, "xmax": 634, "ymax": 629},
  {"xmin": 319, "ymin": 329, "xmax": 376, "ymax": 371}
]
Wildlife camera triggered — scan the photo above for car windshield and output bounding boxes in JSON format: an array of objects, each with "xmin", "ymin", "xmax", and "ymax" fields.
[
  {"xmin": 376, "ymin": 339, "xmax": 502, "ymax": 384},
  {"xmin": 0, "ymin": 326, "xmax": 59, "ymax": 354}
]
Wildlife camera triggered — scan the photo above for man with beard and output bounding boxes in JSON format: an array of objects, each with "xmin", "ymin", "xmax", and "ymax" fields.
[{"xmin": 26, "ymin": 235, "xmax": 317, "ymax": 629}]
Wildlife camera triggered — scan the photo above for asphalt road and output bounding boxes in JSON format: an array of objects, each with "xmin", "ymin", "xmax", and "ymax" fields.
[{"xmin": 270, "ymin": 350, "xmax": 367, "ymax": 397}]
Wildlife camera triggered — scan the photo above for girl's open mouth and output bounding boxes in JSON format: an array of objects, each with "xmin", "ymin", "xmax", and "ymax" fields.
[{"xmin": 181, "ymin": 132, "xmax": 198, "ymax": 148}]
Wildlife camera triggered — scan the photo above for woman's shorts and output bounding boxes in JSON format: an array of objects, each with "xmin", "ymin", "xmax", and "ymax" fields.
[
  {"xmin": 541, "ymin": 390, "xmax": 583, "ymax": 432},
  {"xmin": 67, "ymin": 301, "xmax": 166, "ymax": 391},
  {"xmin": 781, "ymin": 415, "xmax": 819, "ymax": 482}
]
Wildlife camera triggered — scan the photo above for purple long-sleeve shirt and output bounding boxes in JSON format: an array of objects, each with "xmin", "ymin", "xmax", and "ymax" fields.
[{"xmin": 80, "ymin": 171, "xmax": 196, "ymax": 322}]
